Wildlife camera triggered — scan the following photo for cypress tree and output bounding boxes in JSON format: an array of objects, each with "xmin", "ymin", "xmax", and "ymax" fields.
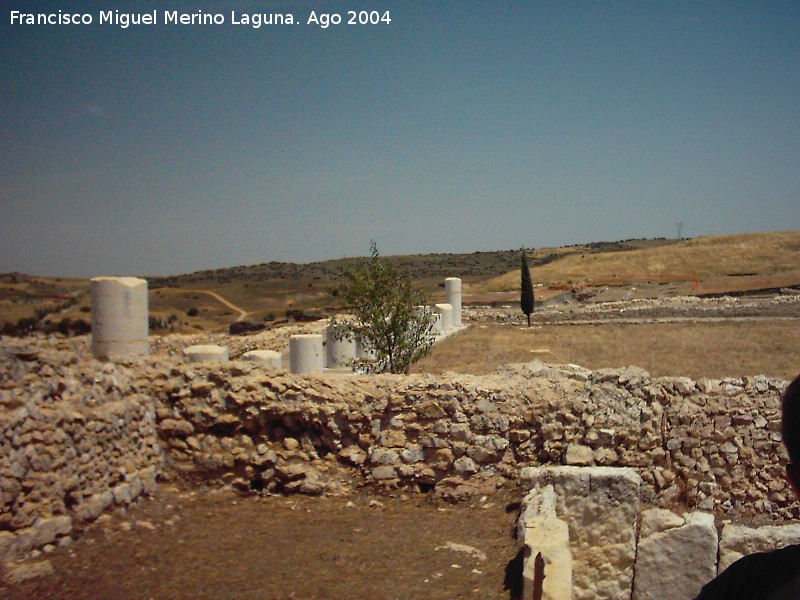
[{"xmin": 520, "ymin": 248, "xmax": 534, "ymax": 327}]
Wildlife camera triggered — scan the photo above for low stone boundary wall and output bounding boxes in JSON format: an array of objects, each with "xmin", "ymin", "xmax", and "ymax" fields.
[
  {"xmin": 1, "ymin": 336, "xmax": 796, "ymax": 562},
  {"xmin": 153, "ymin": 359, "xmax": 793, "ymax": 520}
]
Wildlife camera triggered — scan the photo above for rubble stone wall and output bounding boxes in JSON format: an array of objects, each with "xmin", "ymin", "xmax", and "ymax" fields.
[
  {"xmin": 1, "ymin": 337, "xmax": 796, "ymax": 561},
  {"xmin": 0, "ymin": 350, "xmax": 163, "ymax": 560},
  {"xmin": 153, "ymin": 360, "xmax": 794, "ymax": 521}
]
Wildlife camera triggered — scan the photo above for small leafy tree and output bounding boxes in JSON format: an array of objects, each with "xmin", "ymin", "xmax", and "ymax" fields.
[
  {"xmin": 330, "ymin": 241, "xmax": 436, "ymax": 374},
  {"xmin": 520, "ymin": 248, "xmax": 534, "ymax": 327}
]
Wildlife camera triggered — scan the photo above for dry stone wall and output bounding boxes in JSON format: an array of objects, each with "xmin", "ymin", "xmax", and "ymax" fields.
[
  {"xmin": 1, "ymin": 333, "xmax": 796, "ymax": 562},
  {"xmin": 1, "ymin": 343, "xmax": 162, "ymax": 560}
]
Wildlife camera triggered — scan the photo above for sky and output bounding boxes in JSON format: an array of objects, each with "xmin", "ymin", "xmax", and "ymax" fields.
[{"xmin": 2, "ymin": 1, "xmax": 799, "ymax": 277}]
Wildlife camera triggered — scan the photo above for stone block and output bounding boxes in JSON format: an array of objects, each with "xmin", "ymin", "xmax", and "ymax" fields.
[
  {"xmin": 183, "ymin": 344, "xmax": 229, "ymax": 363},
  {"xmin": 632, "ymin": 511, "xmax": 717, "ymax": 600},
  {"xmin": 564, "ymin": 444, "xmax": 593, "ymax": 466},
  {"xmin": 718, "ymin": 523, "xmax": 800, "ymax": 573},
  {"xmin": 242, "ymin": 350, "xmax": 282, "ymax": 369},
  {"xmin": 3, "ymin": 560, "xmax": 54, "ymax": 584},
  {"xmin": 520, "ymin": 485, "xmax": 572, "ymax": 600},
  {"xmin": 520, "ymin": 466, "xmax": 641, "ymax": 600},
  {"xmin": 73, "ymin": 491, "xmax": 114, "ymax": 523},
  {"xmin": 0, "ymin": 532, "xmax": 17, "ymax": 561},
  {"xmin": 371, "ymin": 465, "xmax": 397, "ymax": 480}
]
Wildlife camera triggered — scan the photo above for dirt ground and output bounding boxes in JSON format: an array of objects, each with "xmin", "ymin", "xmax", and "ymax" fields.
[
  {"xmin": 414, "ymin": 318, "xmax": 800, "ymax": 380},
  {"xmin": 1, "ymin": 483, "xmax": 525, "ymax": 600}
]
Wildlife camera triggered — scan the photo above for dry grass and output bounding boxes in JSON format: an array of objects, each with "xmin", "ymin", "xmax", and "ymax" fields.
[
  {"xmin": 479, "ymin": 230, "xmax": 800, "ymax": 292},
  {"xmin": 413, "ymin": 320, "xmax": 800, "ymax": 380}
]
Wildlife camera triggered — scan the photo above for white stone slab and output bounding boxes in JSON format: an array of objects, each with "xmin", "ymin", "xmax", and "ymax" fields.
[
  {"xmin": 184, "ymin": 344, "xmax": 229, "ymax": 363},
  {"xmin": 520, "ymin": 485, "xmax": 573, "ymax": 600},
  {"xmin": 520, "ymin": 466, "xmax": 641, "ymax": 600},
  {"xmin": 632, "ymin": 511, "xmax": 717, "ymax": 600},
  {"xmin": 241, "ymin": 350, "xmax": 282, "ymax": 369},
  {"xmin": 718, "ymin": 523, "xmax": 800, "ymax": 573}
]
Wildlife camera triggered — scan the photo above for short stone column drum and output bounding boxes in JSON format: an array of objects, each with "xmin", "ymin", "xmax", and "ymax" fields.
[
  {"xmin": 90, "ymin": 276, "xmax": 149, "ymax": 359},
  {"xmin": 325, "ymin": 326, "xmax": 356, "ymax": 369},
  {"xmin": 434, "ymin": 303, "xmax": 453, "ymax": 331},
  {"xmin": 289, "ymin": 334, "xmax": 324, "ymax": 374}
]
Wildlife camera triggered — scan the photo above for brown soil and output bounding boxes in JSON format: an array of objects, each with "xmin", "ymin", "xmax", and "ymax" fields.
[{"xmin": 1, "ymin": 484, "xmax": 524, "ymax": 600}]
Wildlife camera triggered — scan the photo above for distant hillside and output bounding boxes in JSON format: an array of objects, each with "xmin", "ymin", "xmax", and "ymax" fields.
[
  {"xmin": 13, "ymin": 232, "xmax": 796, "ymax": 334},
  {"xmin": 149, "ymin": 238, "xmax": 679, "ymax": 287},
  {"xmin": 481, "ymin": 230, "xmax": 800, "ymax": 293}
]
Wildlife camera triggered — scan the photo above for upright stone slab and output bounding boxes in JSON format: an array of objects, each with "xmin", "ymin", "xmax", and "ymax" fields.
[
  {"xmin": 242, "ymin": 350, "xmax": 282, "ymax": 369},
  {"xmin": 632, "ymin": 510, "xmax": 717, "ymax": 600},
  {"xmin": 90, "ymin": 276, "xmax": 149, "ymax": 359},
  {"xmin": 184, "ymin": 344, "xmax": 229, "ymax": 363},
  {"xmin": 434, "ymin": 303, "xmax": 453, "ymax": 331},
  {"xmin": 718, "ymin": 523, "xmax": 800, "ymax": 573},
  {"xmin": 520, "ymin": 466, "xmax": 642, "ymax": 600},
  {"xmin": 431, "ymin": 312, "xmax": 444, "ymax": 334},
  {"xmin": 289, "ymin": 334, "xmax": 324, "ymax": 374},
  {"xmin": 445, "ymin": 277, "xmax": 462, "ymax": 327},
  {"xmin": 519, "ymin": 485, "xmax": 573, "ymax": 600},
  {"xmin": 325, "ymin": 326, "xmax": 356, "ymax": 369}
]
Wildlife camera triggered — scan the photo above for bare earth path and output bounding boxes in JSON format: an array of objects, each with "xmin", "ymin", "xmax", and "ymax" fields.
[
  {"xmin": 181, "ymin": 289, "xmax": 251, "ymax": 322},
  {"xmin": 0, "ymin": 484, "xmax": 523, "ymax": 600}
]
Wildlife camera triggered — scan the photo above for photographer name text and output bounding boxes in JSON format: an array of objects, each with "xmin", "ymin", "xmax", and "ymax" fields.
[{"xmin": 9, "ymin": 9, "xmax": 391, "ymax": 29}]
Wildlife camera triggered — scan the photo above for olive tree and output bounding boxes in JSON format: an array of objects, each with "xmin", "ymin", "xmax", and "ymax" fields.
[{"xmin": 329, "ymin": 241, "xmax": 436, "ymax": 374}]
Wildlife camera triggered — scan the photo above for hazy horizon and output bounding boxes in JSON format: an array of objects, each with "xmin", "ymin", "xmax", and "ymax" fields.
[{"xmin": 3, "ymin": 1, "xmax": 798, "ymax": 277}]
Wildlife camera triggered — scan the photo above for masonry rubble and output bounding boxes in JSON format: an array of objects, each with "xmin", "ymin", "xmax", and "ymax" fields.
[{"xmin": 0, "ymin": 332, "xmax": 797, "ymax": 571}]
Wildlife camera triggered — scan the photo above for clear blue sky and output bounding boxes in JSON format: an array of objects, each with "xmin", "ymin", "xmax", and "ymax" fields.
[{"xmin": 2, "ymin": 1, "xmax": 798, "ymax": 277}]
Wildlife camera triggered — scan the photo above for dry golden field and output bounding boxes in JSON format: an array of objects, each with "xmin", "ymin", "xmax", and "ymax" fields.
[
  {"xmin": 479, "ymin": 230, "xmax": 800, "ymax": 293},
  {"xmin": 413, "ymin": 320, "xmax": 800, "ymax": 381}
]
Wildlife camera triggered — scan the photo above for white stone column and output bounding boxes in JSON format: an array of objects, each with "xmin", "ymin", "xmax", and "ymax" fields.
[
  {"xmin": 434, "ymin": 303, "xmax": 453, "ymax": 331},
  {"xmin": 445, "ymin": 277, "xmax": 462, "ymax": 327},
  {"xmin": 242, "ymin": 350, "xmax": 282, "ymax": 369},
  {"xmin": 326, "ymin": 326, "xmax": 356, "ymax": 369},
  {"xmin": 90, "ymin": 276, "xmax": 149, "ymax": 359},
  {"xmin": 184, "ymin": 344, "xmax": 229, "ymax": 363},
  {"xmin": 289, "ymin": 334, "xmax": 324, "ymax": 374}
]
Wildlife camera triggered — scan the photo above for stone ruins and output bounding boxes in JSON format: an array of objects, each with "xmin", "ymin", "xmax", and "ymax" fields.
[{"xmin": 2, "ymin": 275, "xmax": 799, "ymax": 598}]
